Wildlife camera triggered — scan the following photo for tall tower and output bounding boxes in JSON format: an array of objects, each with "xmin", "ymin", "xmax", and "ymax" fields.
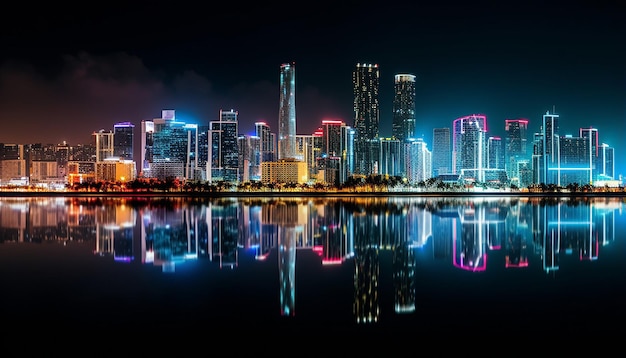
[
  {"xmin": 392, "ymin": 74, "xmax": 416, "ymax": 142},
  {"xmin": 208, "ymin": 109, "xmax": 239, "ymax": 183},
  {"xmin": 452, "ymin": 114, "xmax": 488, "ymax": 182},
  {"xmin": 278, "ymin": 62, "xmax": 296, "ymax": 160},
  {"xmin": 580, "ymin": 127, "xmax": 599, "ymax": 184},
  {"xmin": 542, "ymin": 110, "xmax": 559, "ymax": 184},
  {"xmin": 255, "ymin": 121, "xmax": 275, "ymax": 162},
  {"xmin": 113, "ymin": 122, "xmax": 135, "ymax": 160},
  {"xmin": 353, "ymin": 63, "xmax": 380, "ymax": 176},
  {"xmin": 93, "ymin": 129, "xmax": 115, "ymax": 162},
  {"xmin": 505, "ymin": 118, "xmax": 528, "ymax": 185},
  {"xmin": 432, "ymin": 127, "xmax": 451, "ymax": 177}
]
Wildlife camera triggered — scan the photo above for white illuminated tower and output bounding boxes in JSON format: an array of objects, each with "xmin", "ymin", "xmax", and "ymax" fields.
[
  {"xmin": 392, "ymin": 74, "xmax": 416, "ymax": 142},
  {"xmin": 278, "ymin": 62, "xmax": 296, "ymax": 160},
  {"xmin": 542, "ymin": 110, "xmax": 559, "ymax": 184},
  {"xmin": 353, "ymin": 63, "xmax": 380, "ymax": 176}
]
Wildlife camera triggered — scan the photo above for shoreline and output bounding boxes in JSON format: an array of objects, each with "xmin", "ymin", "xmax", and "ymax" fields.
[{"xmin": 1, "ymin": 190, "xmax": 626, "ymax": 198}]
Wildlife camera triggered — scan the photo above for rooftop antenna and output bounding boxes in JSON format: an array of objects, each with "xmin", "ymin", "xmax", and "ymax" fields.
[{"xmin": 552, "ymin": 105, "xmax": 556, "ymax": 114}]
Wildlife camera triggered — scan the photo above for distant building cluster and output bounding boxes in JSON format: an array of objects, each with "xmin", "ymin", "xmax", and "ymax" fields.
[{"xmin": 0, "ymin": 63, "xmax": 621, "ymax": 190}]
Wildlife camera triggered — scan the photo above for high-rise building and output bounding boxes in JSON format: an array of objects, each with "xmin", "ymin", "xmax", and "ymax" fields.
[
  {"xmin": 296, "ymin": 133, "xmax": 318, "ymax": 181},
  {"xmin": 505, "ymin": 118, "xmax": 528, "ymax": 186},
  {"xmin": 559, "ymin": 134, "xmax": 589, "ymax": 185},
  {"xmin": 278, "ymin": 62, "xmax": 296, "ymax": 160},
  {"xmin": 238, "ymin": 134, "xmax": 261, "ymax": 182},
  {"xmin": 140, "ymin": 120, "xmax": 154, "ymax": 177},
  {"xmin": 353, "ymin": 63, "xmax": 380, "ymax": 176},
  {"xmin": 255, "ymin": 121, "xmax": 275, "ymax": 163},
  {"xmin": 378, "ymin": 137, "xmax": 402, "ymax": 177},
  {"xmin": 392, "ymin": 74, "xmax": 416, "ymax": 142},
  {"xmin": 432, "ymin": 127, "xmax": 451, "ymax": 177},
  {"xmin": 487, "ymin": 136, "xmax": 504, "ymax": 170},
  {"xmin": 0, "ymin": 143, "xmax": 26, "ymax": 183},
  {"xmin": 531, "ymin": 131, "xmax": 544, "ymax": 185},
  {"xmin": 197, "ymin": 124, "xmax": 209, "ymax": 181},
  {"xmin": 318, "ymin": 119, "xmax": 346, "ymax": 186},
  {"xmin": 340, "ymin": 126, "xmax": 355, "ymax": 184},
  {"xmin": 141, "ymin": 109, "xmax": 199, "ymax": 181},
  {"xmin": 486, "ymin": 136, "xmax": 508, "ymax": 183},
  {"xmin": 541, "ymin": 110, "xmax": 559, "ymax": 184},
  {"xmin": 452, "ymin": 114, "xmax": 488, "ymax": 182},
  {"xmin": 598, "ymin": 143, "xmax": 614, "ymax": 180},
  {"xmin": 208, "ymin": 109, "xmax": 239, "ymax": 183},
  {"xmin": 405, "ymin": 138, "xmax": 431, "ymax": 184},
  {"xmin": 580, "ymin": 127, "xmax": 599, "ymax": 183},
  {"xmin": 93, "ymin": 130, "xmax": 115, "ymax": 162},
  {"xmin": 56, "ymin": 141, "xmax": 70, "ymax": 180},
  {"xmin": 113, "ymin": 122, "xmax": 135, "ymax": 161}
]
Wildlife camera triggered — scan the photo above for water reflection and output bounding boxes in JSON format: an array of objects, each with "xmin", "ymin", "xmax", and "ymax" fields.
[{"xmin": 0, "ymin": 195, "xmax": 623, "ymax": 325}]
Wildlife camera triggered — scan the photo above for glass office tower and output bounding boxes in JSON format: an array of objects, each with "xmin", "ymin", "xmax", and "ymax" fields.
[
  {"xmin": 353, "ymin": 63, "xmax": 380, "ymax": 176},
  {"xmin": 278, "ymin": 62, "xmax": 297, "ymax": 160}
]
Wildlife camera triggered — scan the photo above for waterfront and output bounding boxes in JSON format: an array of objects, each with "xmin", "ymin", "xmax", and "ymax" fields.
[{"xmin": 1, "ymin": 195, "xmax": 625, "ymax": 348}]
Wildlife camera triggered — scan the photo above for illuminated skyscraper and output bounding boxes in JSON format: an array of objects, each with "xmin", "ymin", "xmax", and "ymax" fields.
[
  {"xmin": 318, "ymin": 119, "xmax": 345, "ymax": 186},
  {"xmin": 255, "ymin": 121, "xmax": 275, "ymax": 163},
  {"xmin": 452, "ymin": 114, "xmax": 488, "ymax": 182},
  {"xmin": 208, "ymin": 109, "xmax": 239, "ymax": 183},
  {"xmin": 340, "ymin": 126, "xmax": 355, "ymax": 184},
  {"xmin": 141, "ymin": 109, "xmax": 199, "ymax": 180},
  {"xmin": 113, "ymin": 122, "xmax": 135, "ymax": 160},
  {"xmin": 238, "ymin": 134, "xmax": 261, "ymax": 182},
  {"xmin": 278, "ymin": 62, "xmax": 296, "ymax": 160},
  {"xmin": 505, "ymin": 118, "xmax": 528, "ymax": 186},
  {"xmin": 392, "ymin": 74, "xmax": 416, "ymax": 142},
  {"xmin": 405, "ymin": 138, "xmax": 431, "ymax": 184},
  {"xmin": 432, "ymin": 127, "xmax": 451, "ymax": 177},
  {"xmin": 378, "ymin": 137, "xmax": 402, "ymax": 177},
  {"xmin": 353, "ymin": 63, "xmax": 380, "ymax": 176},
  {"xmin": 598, "ymin": 143, "xmax": 614, "ymax": 180},
  {"xmin": 541, "ymin": 110, "xmax": 559, "ymax": 184},
  {"xmin": 93, "ymin": 130, "xmax": 114, "ymax": 162},
  {"xmin": 487, "ymin": 136, "xmax": 504, "ymax": 170},
  {"xmin": 558, "ymin": 134, "xmax": 589, "ymax": 185},
  {"xmin": 580, "ymin": 127, "xmax": 599, "ymax": 183}
]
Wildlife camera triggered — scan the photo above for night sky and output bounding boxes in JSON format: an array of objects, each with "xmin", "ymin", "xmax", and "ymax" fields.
[{"xmin": 1, "ymin": 1, "xmax": 624, "ymax": 175}]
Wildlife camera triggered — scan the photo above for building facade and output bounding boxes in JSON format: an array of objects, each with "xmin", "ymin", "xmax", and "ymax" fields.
[
  {"xmin": 392, "ymin": 74, "xmax": 416, "ymax": 142},
  {"xmin": 353, "ymin": 63, "xmax": 380, "ymax": 176},
  {"xmin": 278, "ymin": 63, "xmax": 297, "ymax": 160}
]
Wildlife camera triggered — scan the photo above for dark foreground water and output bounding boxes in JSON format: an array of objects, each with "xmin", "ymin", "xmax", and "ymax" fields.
[{"xmin": 1, "ymin": 195, "xmax": 625, "ymax": 350}]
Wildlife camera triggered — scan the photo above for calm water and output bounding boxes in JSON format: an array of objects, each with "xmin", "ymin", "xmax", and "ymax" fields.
[{"xmin": 1, "ymin": 195, "xmax": 625, "ymax": 345}]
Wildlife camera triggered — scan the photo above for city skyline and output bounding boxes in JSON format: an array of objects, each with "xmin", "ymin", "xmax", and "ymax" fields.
[{"xmin": 1, "ymin": 2, "xmax": 624, "ymax": 176}]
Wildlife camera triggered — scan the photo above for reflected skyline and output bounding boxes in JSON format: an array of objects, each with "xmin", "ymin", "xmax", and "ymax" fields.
[
  {"xmin": 1, "ymin": 195, "xmax": 623, "ymax": 326},
  {"xmin": 0, "ymin": 196, "xmax": 621, "ymax": 274}
]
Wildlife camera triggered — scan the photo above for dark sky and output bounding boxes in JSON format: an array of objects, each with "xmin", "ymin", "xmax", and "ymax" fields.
[{"xmin": 1, "ymin": 1, "xmax": 625, "ymax": 175}]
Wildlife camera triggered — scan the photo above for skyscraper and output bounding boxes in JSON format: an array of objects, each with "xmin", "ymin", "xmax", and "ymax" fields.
[
  {"xmin": 141, "ymin": 109, "xmax": 199, "ymax": 180},
  {"xmin": 580, "ymin": 127, "xmax": 599, "ymax": 183},
  {"xmin": 93, "ymin": 129, "xmax": 114, "ymax": 162},
  {"xmin": 278, "ymin": 62, "xmax": 296, "ymax": 160},
  {"xmin": 542, "ymin": 110, "xmax": 559, "ymax": 184},
  {"xmin": 113, "ymin": 122, "xmax": 135, "ymax": 160},
  {"xmin": 255, "ymin": 121, "xmax": 275, "ymax": 163},
  {"xmin": 208, "ymin": 109, "xmax": 239, "ymax": 183},
  {"xmin": 353, "ymin": 63, "xmax": 380, "ymax": 176},
  {"xmin": 452, "ymin": 114, "xmax": 488, "ymax": 182},
  {"xmin": 505, "ymin": 118, "xmax": 528, "ymax": 185},
  {"xmin": 432, "ymin": 127, "xmax": 451, "ymax": 177},
  {"xmin": 392, "ymin": 74, "xmax": 416, "ymax": 142}
]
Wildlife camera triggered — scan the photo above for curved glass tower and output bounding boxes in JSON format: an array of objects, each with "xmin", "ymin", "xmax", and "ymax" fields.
[{"xmin": 278, "ymin": 62, "xmax": 296, "ymax": 160}]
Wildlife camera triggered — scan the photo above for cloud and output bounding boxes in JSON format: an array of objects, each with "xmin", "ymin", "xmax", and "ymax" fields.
[{"xmin": 0, "ymin": 52, "xmax": 170, "ymax": 144}]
